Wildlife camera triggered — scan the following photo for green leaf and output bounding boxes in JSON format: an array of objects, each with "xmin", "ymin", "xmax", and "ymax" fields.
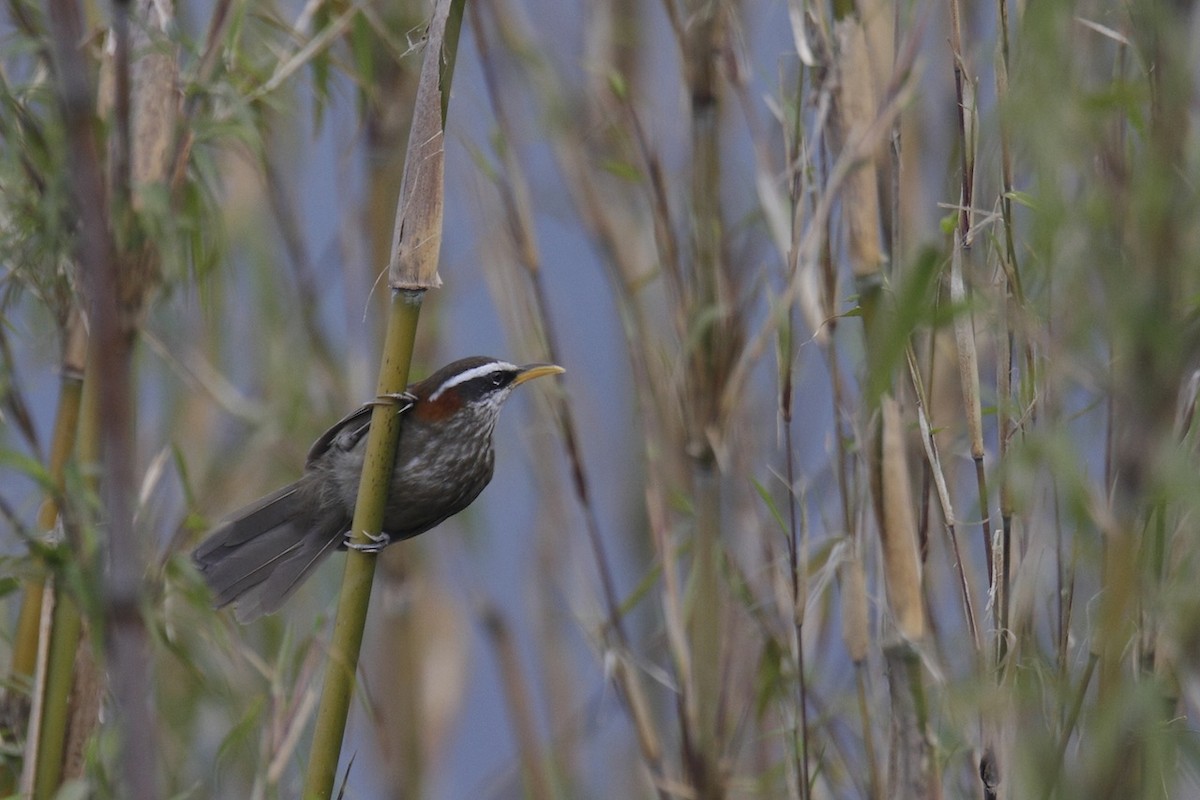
[
  {"xmin": 351, "ymin": 10, "xmax": 375, "ymax": 116},
  {"xmin": 0, "ymin": 449, "xmax": 55, "ymax": 494},
  {"xmin": 755, "ymin": 638, "xmax": 786, "ymax": 719},
  {"xmin": 607, "ymin": 70, "xmax": 628, "ymax": 100},
  {"xmin": 600, "ymin": 159, "xmax": 642, "ymax": 183},
  {"xmin": 309, "ymin": 3, "xmax": 333, "ymax": 129},
  {"xmin": 939, "ymin": 211, "xmax": 958, "ymax": 235},
  {"xmin": 864, "ymin": 246, "xmax": 945, "ymax": 404},
  {"xmin": 215, "ymin": 695, "xmax": 266, "ymax": 770},
  {"xmin": 620, "ymin": 559, "xmax": 664, "ymax": 619},
  {"xmin": 1004, "ymin": 190, "xmax": 1038, "ymax": 210},
  {"xmin": 751, "ymin": 478, "xmax": 789, "ymax": 536}
]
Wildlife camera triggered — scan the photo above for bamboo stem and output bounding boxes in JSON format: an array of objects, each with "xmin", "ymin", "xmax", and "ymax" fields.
[
  {"xmin": 303, "ymin": 2, "xmax": 463, "ymax": 793},
  {"xmin": 302, "ymin": 293, "xmax": 422, "ymax": 799},
  {"xmin": 689, "ymin": 469, "xmax": 723, "ymax": 797},
  {"xmin": 13, "ymin": 321, "xmax": 85, "ymax": 690},
  {"xmin": 31, "ymin": 595, "xmax": 80, "ymax": 800},
  {"xmin": 905, "ymin": 345, "xmax": 981, "ymax": 654},
  {"xmin": 781, "ymin": 332, "xmax": 811, "ymax": 800},
  {"xmin": 883, "ymin": 641, "xmax": 941, "ymax": 799}
]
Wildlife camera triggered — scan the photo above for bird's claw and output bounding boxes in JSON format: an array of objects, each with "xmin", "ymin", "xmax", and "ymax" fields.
[
  {"xmin": 343, "ymin": 530, "xmax": 391, "ymax": 553},
  {"xmin": 371, "ymin": 392, "xmax": 417, "ymax": 413}
]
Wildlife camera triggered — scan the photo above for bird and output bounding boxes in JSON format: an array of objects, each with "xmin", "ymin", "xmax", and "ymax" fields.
[{"xmin": 192, "ymin": 356, "xmax": 564, "ymax": 622}]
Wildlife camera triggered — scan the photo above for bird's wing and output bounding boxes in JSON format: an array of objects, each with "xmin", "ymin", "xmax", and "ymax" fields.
[{"xmin": 304, "ymin": 393, "xmax": 416, "ymax": 467}]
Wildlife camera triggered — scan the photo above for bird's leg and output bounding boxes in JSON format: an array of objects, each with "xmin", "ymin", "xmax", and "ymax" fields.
[
  {"xmin": 343, "ymin": 530, "xmax": 392, "ymax": 553},
  {"xmin": 371, "ymin": 391, "xmax": 417, "ymax": 413}
]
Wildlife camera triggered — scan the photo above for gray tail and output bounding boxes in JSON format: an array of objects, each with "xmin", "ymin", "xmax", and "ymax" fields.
[{"xmin": 192, "ymin": 483, "xmax": 343, "ymax": 623}]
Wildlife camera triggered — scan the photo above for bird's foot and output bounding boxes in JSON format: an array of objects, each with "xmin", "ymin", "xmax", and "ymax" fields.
[
  {"xmin": 371, "ymin": 391, "xmax": 417, "ymax": 413},
  {"xmin": 343, "ymin": 530, "xmax": 391, "ymax": 553}
]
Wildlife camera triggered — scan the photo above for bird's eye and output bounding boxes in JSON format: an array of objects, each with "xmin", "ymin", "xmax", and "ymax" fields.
[{"xmin": 492, "ymin": 374, "xmax": 505, "ymax": 387}]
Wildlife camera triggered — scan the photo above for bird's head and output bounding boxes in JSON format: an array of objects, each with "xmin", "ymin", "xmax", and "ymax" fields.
[{"xmin": 410, "ymin": 356, "xmax": 564, "ymax": 426}]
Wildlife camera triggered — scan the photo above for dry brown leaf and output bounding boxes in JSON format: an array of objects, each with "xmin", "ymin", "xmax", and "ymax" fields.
[{"xmin": 388, "ymin": 0, "xmax": 452, "ymax": 290}]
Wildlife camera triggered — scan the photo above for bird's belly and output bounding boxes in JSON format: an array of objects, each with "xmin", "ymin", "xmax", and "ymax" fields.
[
  {"xmin": 320, "ymin": 421, "xmax": 496, "ymax": 541},
  {"xmin": 381, "ymin": 438, "xmax": 495, "ymax": 539}
]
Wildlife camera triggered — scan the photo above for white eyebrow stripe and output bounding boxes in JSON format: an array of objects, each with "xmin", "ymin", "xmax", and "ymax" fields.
[{"xmin": 429, "ymin": 361, "xmax": 517, "ymax": 401}]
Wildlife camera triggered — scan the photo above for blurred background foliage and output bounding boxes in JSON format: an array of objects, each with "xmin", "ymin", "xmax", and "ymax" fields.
[{"xmin": 2, "ymin": 0, "xmax": 1200, "ymax": 797}]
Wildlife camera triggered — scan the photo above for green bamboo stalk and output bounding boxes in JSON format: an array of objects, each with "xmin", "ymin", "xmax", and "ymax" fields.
[
  {"xmin": 23, "ymin": 312, "xmax": 87, "ymax": 798},
  {"xmin": 302, "ymin": 296, "xmax": 422, "ymax": 799},
  {"xmin": 32, "ymin": 323, "xmax": 100, "ymax": 799},
  {"xmin": 31, "ymin": 593, "xmax": 80, "ymax": 800},
  {"xmin": 302, "ymin": 2, "xmax": 464, "ymax": 796},
  {"xmin": 357, "ymin": 4, "xmax": 425, "ymax": 793},
  {"xmin": 13, "ymin": 311, "xmax": 86, "ymax": 690},
  {"xmin": 10, "ymin": 582, "xmax": 45, "ymax": 698}
]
